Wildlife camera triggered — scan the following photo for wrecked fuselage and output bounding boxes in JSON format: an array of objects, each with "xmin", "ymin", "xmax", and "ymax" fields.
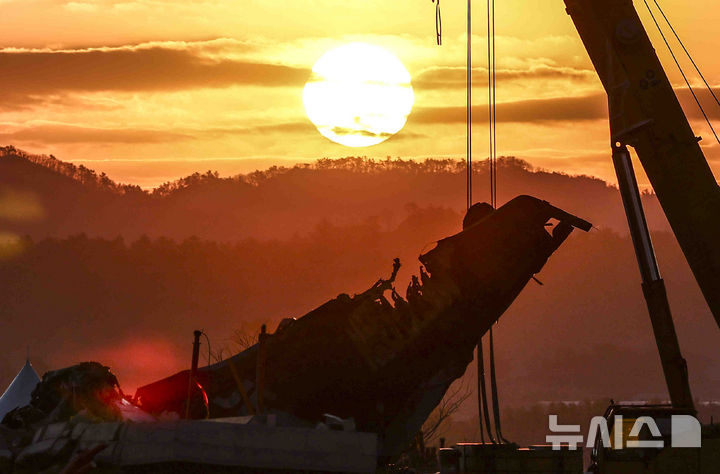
[{"xmin": 136, "ymin": 195, "xmax": 591, "ymax": 459}]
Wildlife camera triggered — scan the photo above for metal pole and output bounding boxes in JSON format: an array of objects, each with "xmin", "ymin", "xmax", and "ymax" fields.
[
  {"xmin": 256, "ymin": 324, "xmax": 268, "ymax": 415},
  {"xmin": 185, "ymin": 330, "xmax": 202, "ymax": 419}
]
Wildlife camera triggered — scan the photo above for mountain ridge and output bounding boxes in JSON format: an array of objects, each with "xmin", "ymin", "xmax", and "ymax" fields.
[{"xmin": 0, "ymin": 145, "xmax": 670, "ymax": 240}]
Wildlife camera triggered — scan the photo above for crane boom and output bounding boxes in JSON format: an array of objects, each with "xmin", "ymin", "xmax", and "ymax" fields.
[
  {"xmin": 564, "ymin": 0, "xmax": 720, "ymax": 329},
  {"xmin": 560, "ymin": 0, "xmax": 720, "ymax": 410}
]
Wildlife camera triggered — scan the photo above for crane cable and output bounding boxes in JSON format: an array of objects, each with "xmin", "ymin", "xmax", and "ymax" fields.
[
  {"xmin": 465, "ymin": 0, "xmax": 492, "ymax": 445},
  {"xmin": 486, "ymin": 0, "xmax": 509, "ymax": 445},
  {"xmin": 488, "ymin": 0, "xmax": 497, "ymax": 209},
  {"xmin": 432, "ymin": 0, "xmax": 507, "ymax": 445},
  {"xmin": 466, "ymin": 0, "xmax": 472, "ymax": 210},
  {"xmin": 476, "ymin": 0, "xmax": 509, "ymax": 446},
  {"xmin": 650, "ymin": 0, "xmax": 720, "ymax": 108},
  {"xmin": 642, "ymin": 0, "xmax": 720, "ymax": 145}
]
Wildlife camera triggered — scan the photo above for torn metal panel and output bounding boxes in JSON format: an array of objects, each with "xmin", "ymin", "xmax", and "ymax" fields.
[{"xmin": 136, "ymin": 195, "xmax": 591, "ymax": 459}]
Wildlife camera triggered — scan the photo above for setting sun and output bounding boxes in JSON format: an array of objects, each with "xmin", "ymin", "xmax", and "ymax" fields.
[{"xmin": 303, "ymin": 43, "xmax": 415, "ymax": 147}]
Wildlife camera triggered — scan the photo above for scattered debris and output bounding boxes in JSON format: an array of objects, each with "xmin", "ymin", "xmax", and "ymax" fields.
[
  {"xmin": 0, "ymin": 196, "xmax": 590, "ymax": 471},
  {"xmin": 135, "ymin": 196, "xmax": 591, "ymax": 460},
  {"xmin": 2, "ymin": 362, "xmax": 125, "ymax": 431}
]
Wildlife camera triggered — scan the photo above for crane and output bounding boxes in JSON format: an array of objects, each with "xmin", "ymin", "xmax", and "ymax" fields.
[
  {"xmin": 436, "ymin": 0, "xmax": 720, "ymax": 472},
  {"xmin": 445, "ymin": 0, "xmax": 720, "ymax": 415},
  {"xmin": 565, "ymin": 1, "xmax": 720, "ymax": 334},
  {"xmin": 564, "ymin": 1, "xmax": 720, "ymax": 470},
  {"xmin": 564, "ymin": 0, "xmax": 720, "ymax": 412}
]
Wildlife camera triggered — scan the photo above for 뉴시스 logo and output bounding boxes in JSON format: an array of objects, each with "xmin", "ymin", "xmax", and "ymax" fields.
[{"xmin": 546, "ymin": 414, "xmax": 702, "ymax": 450}]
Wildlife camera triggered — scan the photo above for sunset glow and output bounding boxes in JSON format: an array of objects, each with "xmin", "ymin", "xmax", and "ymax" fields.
[{"xmin": 0, "ymin": 0, "xmax": 715, "ymax": 188}]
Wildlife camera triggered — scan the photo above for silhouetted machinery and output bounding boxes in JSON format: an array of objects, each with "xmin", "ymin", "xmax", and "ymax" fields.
[
  {"xmin": 4, "ymin": 196, "xmax": 593, "ymax": 473},
  {"xmin": 567, "ymin": 0, "xmax": 720, "ymax": 471},
  {"xmin": 438, "ymin": 0, "xmax": 720, "ymax": 473}
]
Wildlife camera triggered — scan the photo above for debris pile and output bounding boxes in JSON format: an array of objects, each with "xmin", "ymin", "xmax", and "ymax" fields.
[
  {"xmin": 135, "ymin": 196, "xmax": 591, "ymax": 460},
  {"xmin": 2, "ymin": 362, "xmax": 125, "ymax": 431},
  {"xmin": 0, "ymin": 195, "xmax": 590, "ymax": 472}
]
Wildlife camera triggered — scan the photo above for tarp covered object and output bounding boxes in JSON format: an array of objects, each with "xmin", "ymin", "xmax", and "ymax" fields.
[{"xmin": 0, "ymin": 360, "xmax": 40, "ymax": 421}]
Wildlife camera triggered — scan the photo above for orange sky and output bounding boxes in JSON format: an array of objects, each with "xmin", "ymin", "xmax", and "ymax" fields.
[{"xmin": 1, "ymin": 0, "xmax": 719, "ymax": 188}]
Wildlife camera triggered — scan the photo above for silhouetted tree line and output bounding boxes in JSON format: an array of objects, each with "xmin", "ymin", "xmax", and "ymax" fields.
[
  {"xmin": 0, "ymin": 146, "xmax": 143, "ymax": 196},
  {"xmin": 152, "ymin": 157, "xmax": 533, "ymax": 196},
  {"xmin": 1, "ymin": 146, "xmax": 616, "ymax": 202},
  {"xmin": 0, "ymin": 147, "xmax": 669, "ymax": 242}
]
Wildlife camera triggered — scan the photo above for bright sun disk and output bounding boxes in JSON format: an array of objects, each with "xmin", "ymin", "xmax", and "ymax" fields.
[{"xmin": 303, "ymin": 42, "xmax": 415, "ymax": 147}]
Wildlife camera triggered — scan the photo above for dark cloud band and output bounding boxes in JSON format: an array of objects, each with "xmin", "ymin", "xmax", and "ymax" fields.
[
  {"xmin": 0, "ymin": 44, "xmax": 310, "ymax": 108},
  {"xmin": 412, "ymin": 89, "xmax": 720, "ymax": 124},
  {"xmin": 414, "ymin": 65, "xmax": 597, "ymax": 90}
]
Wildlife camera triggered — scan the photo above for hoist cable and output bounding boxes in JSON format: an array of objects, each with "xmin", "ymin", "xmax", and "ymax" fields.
[
  {"xmin": 487, "ymin": 0, "xmax": 494, "ymax": 208},
  {"xmin": 489, "ymin": 327, "xmax": 510, "ymax": 443},
  {"xmin": 432, "ymin": 0, "xmax": 506, "ymax": 445},
  {"xmin": 651, "ymin": 0, "xmax": 720, "ymax": 108},
  {"xmin": 643, "ymin": 0, "xmax": 720, "ymax": 145},
  {"xmin": 477, "ymin": 342, "xmax": 485, "ymax": 445},
  {"xmin": 477, "ymin": 337, "xmax": 497, "ymax": 444},
  {"xmin": 467, "ymin": 0, "xmax": 472, "ymax": 210},
  {"xmin": 468, "ymin": 1, "xmax": 495, "ymax": 445},
  {"xmin": 487, "ymin": 0, "xmax": 509, "ymax": 444},
  {"xmin": 475, "ymin": 0, "xmax": 507, "ymax": 446},
  {"xmin": 491, "ymin": 0, "xmax": 497, "ymax": 209}
]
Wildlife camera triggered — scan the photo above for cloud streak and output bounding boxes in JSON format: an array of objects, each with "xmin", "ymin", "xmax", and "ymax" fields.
[
  {"xmin": 0, "ymin": 124, "xmax": 192, "ymax": 144},
  {"xmin": 412, "ymin": 93, "xmax": 608, "ymax": 124},
  {"xmin": 414, "ymin": 64, "xmax": 597, "ymax": 89},
  {"xmin": 0, "ymin": 41, "xmax": 310, "ymax": 108},
  {"xmin": 0, "ymin": 121, "xmax": 323, "ymax": 145},
  {"xmin": 412, "ymin": 88, "xmax": 720, "ymax": 125}
]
